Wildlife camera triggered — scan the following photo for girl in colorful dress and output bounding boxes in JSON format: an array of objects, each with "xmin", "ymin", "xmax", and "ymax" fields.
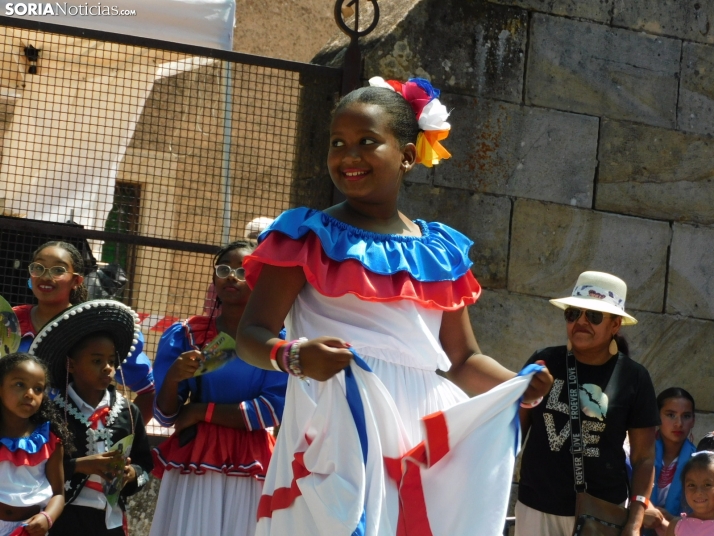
[
  {"xmin": 28, "ymin": 300, "xmax": 153, "ymax": 536},
  {"xmin": 236, "ymin": 77, "xmax": 553, "ymax": 534},
  {"xmin": 149, "ymin": 240, "xmax": 287, "ymax": 536},
  {"xmin": 665, "ymin": 452, "xmax": 714, "ymax": 536},
  {"xmin": 643, "ymin": 388, "xmax": 697, "ymax": 535},
  {"xmin": 13, "ymin": 241, "xmax": 155, "ymax": 423},
  {"xmin": 0, "ymin": 353, "xmax": 69, "ymax": 536}
]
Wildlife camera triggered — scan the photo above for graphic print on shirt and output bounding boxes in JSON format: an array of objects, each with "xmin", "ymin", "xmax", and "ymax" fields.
[{"xmin": 543, "ymin": 379, "xmax": 607, "ymax": 456}]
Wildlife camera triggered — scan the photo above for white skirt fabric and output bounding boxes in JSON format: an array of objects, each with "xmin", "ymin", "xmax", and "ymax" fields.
[
  {"xmin": 0, "ymin": 519, "xmax": 24, "ymax": 536},
  {"xmin": 149, "ymin": 471, "xmax": 262, "ymax": 536},
  {"xmin": 256, "ymin": 358, "xmax": 536, "ymax": 536},
  {"xmin": 361, "ymin": 355, "xmax": 468, "ymax": 444}
]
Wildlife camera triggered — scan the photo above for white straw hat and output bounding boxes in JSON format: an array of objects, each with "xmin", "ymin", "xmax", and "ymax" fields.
[{"xmin": 549, "ymin": 271, "xmax": 637, "ymax": 325}]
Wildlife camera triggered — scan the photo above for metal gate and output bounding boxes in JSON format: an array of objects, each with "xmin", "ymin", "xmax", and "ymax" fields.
[{"xmin": 0, "ymin": 15, "xmax": 342, "ymax": 367}]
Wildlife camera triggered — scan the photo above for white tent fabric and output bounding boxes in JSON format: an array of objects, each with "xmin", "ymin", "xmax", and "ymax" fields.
[{"xmin": 2, "ymin": 0, "xmax": 236, "ymax": 50}]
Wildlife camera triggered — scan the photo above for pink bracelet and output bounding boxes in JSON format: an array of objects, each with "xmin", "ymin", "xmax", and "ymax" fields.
[
  {"xmin": 519, "ymin": 396, "xmax": 543, "ymax": 409},
  {"xmin": 40, "ymin": 511, "xmax": 53, "ymax": 529}
]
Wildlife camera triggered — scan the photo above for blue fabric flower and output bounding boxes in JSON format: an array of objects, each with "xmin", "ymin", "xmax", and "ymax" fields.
[{"xmin": 408, "ymin": 78, "xmax": 440, "ymax": 100}]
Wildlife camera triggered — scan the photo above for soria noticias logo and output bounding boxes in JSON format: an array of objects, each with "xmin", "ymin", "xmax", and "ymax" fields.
[{"xmin": 5, "ymin": 3, "xmax": 137, "ymax": 16}]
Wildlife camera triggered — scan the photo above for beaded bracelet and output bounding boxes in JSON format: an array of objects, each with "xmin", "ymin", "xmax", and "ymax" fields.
[
  {"xmin": 519, "ymin": 396, "xmax": 543, "ymax": 409},
  {"xmin": 287, "ymin": 337, "xmax": 308, "ymax": 379},
  {"xmin": 269, "ymin": 340, "xmax": 288, "ymax": 371},
  {"xmin": 40, "ymin": 511, "xmax": 53, "ymax": 529}
]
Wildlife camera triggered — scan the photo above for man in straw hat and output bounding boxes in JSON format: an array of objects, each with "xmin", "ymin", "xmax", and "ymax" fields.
[{"xmin": 515, "ymin": 271, "xmax": 659, "ymax": 536}]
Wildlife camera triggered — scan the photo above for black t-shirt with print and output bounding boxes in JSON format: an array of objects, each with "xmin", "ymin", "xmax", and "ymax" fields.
[{"xmin": 518, "ymin": 346, "xmax": 659, "ymax": 516}]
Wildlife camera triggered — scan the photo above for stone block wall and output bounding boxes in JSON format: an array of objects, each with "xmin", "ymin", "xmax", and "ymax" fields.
[{"xmin": 315, "ymin": 0, "xmax": 714, "ymax": 418}]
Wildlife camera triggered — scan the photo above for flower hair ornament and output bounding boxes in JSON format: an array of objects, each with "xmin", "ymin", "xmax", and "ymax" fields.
[{"xmin": 369, "ymin": 76, "xmax": 451, "ymax": 168}]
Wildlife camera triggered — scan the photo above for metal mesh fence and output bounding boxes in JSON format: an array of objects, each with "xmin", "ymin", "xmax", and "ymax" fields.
[{"xmin": 0, "ymin": 17, "xmax": 342, "ymax": 432}]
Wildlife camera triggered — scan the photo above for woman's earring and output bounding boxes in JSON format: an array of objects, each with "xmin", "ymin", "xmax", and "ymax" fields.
[
  {"xmin": 609, "ymin": 337, "xmax": 618, "ymax": 356},
  {"xmin": 566, "ymin": 340, "xmax": 572, "ymax": 352}
]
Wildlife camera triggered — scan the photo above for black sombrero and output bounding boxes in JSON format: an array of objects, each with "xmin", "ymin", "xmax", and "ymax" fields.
[{"xmin": 29, "ymin": 300, "xmax": 141, "ymax": 387}]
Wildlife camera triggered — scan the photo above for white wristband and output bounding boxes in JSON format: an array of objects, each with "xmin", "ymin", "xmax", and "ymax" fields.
[{"xmin": 631, "ymin": 495, "xmax": 651, "ymax": 509}]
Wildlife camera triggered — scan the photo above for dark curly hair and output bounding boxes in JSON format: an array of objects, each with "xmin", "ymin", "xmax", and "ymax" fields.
[
  {"xmin": 333, "ymin": 86, "xmax": 421, "ymax": 147},
  {"xmin": 0, "ymin": 353, "xmax": 73, "ymax": 450},
  {"xmin": 32, "ymin": 241, "xmax": 88, "ymax": 304}
]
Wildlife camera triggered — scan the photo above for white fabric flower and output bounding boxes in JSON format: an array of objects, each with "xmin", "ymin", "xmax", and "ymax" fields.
[
  {"xmin": 418, "ymin": 99, "xmax": 450, "ymax": 131},
  {"xmin": 368, "ymin": 76, "xmax": 396, "ymax": 91}
]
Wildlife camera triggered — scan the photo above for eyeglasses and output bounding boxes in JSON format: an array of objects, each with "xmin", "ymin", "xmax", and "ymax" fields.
[
  {"xmin": 28, "ymin": 262, "xmax": 76, "ymax": 279},
  {"xmin": 564, "ymin": 307, "xmax": 608, "ymax": 325},
  {"xmin": 214, "ymin": 265, "xmax": 246, "ymax": 281}
]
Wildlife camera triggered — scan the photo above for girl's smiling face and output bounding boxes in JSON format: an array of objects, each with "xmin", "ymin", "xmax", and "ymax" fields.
[
  {"xmin": 30, "ymin": 246, "xmax": 82, "ymax": 306},
  {"xmin": 659, "ymin": 397, "xmax": 695, "ymax": 446},
  {"xmin": 328, "ymin": 103, "xmax": 415, "ymax": 205},
  {"xmin": 684, "ymin": 466, "xmax": 714, "ymax": 520}
]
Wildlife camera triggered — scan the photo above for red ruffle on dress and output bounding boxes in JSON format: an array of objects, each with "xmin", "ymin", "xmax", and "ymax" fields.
[{"xmin": 152, "ymin": 423, "xmax": 275, "ymax": 479}]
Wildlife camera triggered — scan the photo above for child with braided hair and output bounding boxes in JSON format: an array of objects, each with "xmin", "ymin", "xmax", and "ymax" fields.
[{"xmin": 237, "ymin": 77, "xmax": 553, "ymax": 535}]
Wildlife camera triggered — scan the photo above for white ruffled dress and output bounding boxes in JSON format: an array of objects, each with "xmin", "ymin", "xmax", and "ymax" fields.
[{"xmin": 244, "ymin": 208, "xmax": 531, "ymax": 536}]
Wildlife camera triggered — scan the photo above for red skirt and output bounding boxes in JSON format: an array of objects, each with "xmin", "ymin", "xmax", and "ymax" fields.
[{"xmin": 152, "ymin": 422, "xmax": 275, "ymax": 480}]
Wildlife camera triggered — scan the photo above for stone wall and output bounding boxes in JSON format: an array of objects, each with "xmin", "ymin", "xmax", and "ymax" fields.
[
  {"xmin": 233, "ymin": 0, "xmax": 337, "ymax": 63},
  {"xmin": 315, "ymin": 0, "xmax": 714, "ymax": 419}
]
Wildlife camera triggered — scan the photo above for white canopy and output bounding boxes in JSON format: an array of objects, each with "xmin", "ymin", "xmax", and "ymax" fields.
[{"xmin": 2, "ymin": 0, "xmax": 236, "ymax": 50}]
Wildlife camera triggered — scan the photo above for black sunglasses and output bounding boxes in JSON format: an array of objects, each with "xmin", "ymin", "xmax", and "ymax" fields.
[{"xmin": 564, "ymin": 307, "xmax": 607, "ymax": 325}]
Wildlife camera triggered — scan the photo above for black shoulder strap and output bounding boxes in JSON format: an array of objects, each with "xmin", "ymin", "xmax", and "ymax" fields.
[
  {"xmin": 566, "ymin": 351, "xmax": 587, "ymax": 493},
  {"xmin": 567, "ymin": 352, "xmax": 623, "ymax": 493}
]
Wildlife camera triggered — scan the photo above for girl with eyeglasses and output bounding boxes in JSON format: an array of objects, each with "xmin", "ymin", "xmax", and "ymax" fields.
[
  {"xmin": 516, "ymin": 271, "xmax": 659, "ymax": 536},
  {"xmin": 150, "ymin": 240, "xmax": 287, "ymax": 536},
  {"xmin": 12, "ymin": 241, "xmax": 156, "ymax": 424},
  {"xmin": 14, "ymin": 241, "xmax": 88, "ymax": 355}
]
